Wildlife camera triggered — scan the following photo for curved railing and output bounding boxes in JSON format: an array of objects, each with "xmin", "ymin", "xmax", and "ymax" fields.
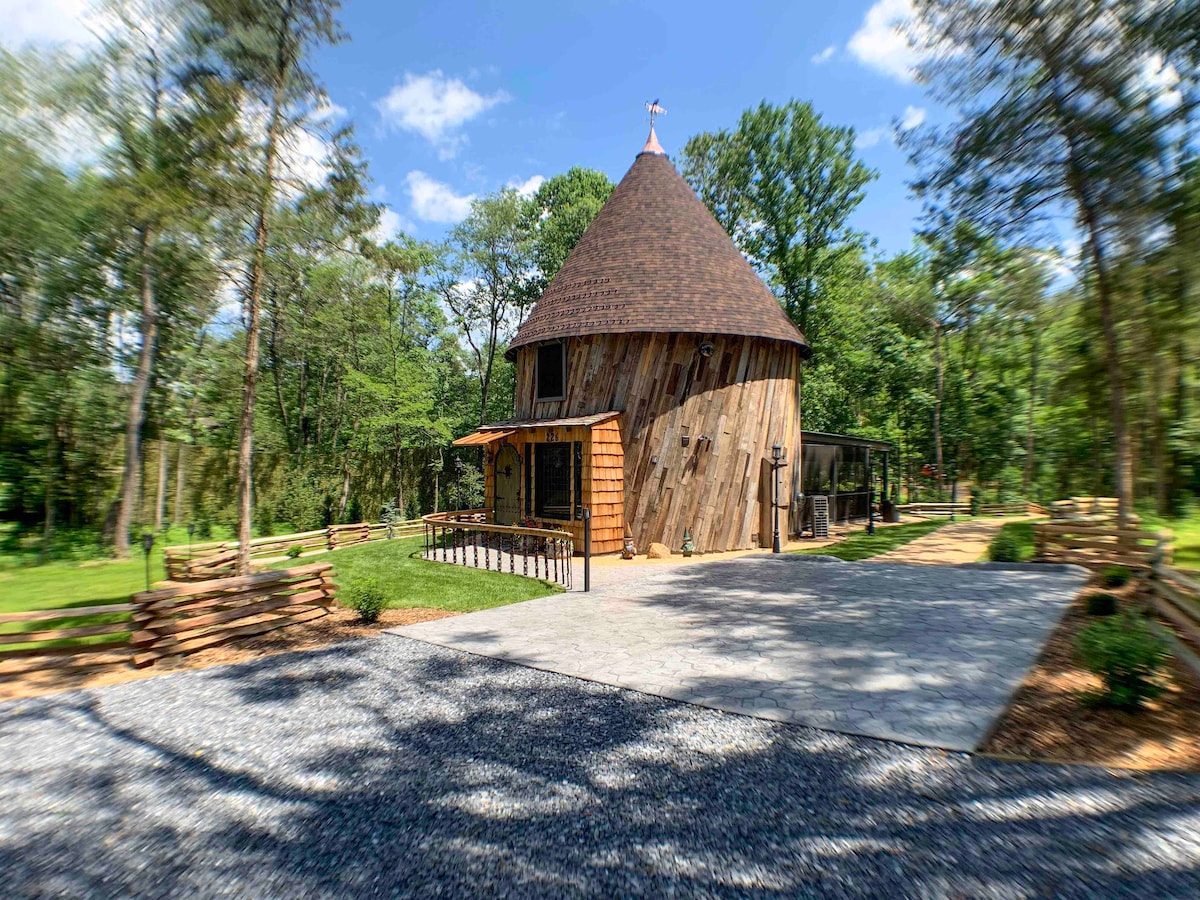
[{"xmin": 422, "ymin": 510, "xmax": 574, "ymax": 588}]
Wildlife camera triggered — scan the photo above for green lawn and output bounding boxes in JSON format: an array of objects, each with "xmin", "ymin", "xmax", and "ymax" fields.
[
  {"xmin": 1138, "ymin": 509, "xmax": 1200, "ymax": 570},
  {"xmin": 270, "ymin": 536, "xmax": 562, "ymax": 612},
  {"xmin": 1, "ymin": 534, "xmax": 558, "ymax": 652},
  {"xmin": 790, "ymin": 520, "xmax": 945, "ymax": 561}
]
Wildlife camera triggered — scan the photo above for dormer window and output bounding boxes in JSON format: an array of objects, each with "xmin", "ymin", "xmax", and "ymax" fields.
[{"xmin": 535, "ymin": 342, "xmax": 566, "ymax": 401}]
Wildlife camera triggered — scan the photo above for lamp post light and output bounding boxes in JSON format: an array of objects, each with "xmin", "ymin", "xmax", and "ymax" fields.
[
  {"xmin": 866, "ymin": 449, "xmax": 875, "ymax": 536},
  {"xmin": 771, "ymin": 444, "xmax": 788, "ymax": 554},
  {"xmin": 141, "ymin": 531, "xmax": 155, "ymax": 591}
]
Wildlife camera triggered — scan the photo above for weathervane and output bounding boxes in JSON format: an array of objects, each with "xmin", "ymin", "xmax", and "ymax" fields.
[{"xmin": 644, "ymin": 98, "xmax": 667, "ymax": 128}]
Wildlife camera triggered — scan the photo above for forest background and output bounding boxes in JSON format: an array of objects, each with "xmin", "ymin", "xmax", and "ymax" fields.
[{"xmin": 2, "ymin": 0, "xmax": 1197, "ymax": 570}]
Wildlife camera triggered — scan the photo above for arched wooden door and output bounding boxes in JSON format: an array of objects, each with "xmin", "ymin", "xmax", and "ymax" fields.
[{"xmin": 494, "ymin": 444, "xmax": 521, "ymax": 526}]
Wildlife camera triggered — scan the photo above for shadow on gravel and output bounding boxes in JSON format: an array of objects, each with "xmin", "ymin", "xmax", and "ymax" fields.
[{"xmin": 1, "ymin": 636, "xmax": 1198, "ymax": 897}]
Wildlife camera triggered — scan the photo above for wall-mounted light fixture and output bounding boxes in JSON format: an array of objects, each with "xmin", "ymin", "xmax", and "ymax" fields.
[
  {"xmin": 698, "ymin": 341, "xmax": 715, "ymax": 358},
  {"xmin": 680, "ymin": 424, "xmax": 691, "ymax": 448}
]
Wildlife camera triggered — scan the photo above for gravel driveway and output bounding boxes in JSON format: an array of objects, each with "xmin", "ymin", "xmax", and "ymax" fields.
[{"xmin": 2, "ymin": 637, "xmax": 1198, "ymax": 898}]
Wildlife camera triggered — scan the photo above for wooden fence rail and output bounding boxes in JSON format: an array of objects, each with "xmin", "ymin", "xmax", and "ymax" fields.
[
  {"xmin": 898, "ymin": 502, "xmax": 972, "ymax": 517},
  {"xmin": 979, "ymin": 502, "xmax": 1032, "ymax": 516},
  {"xmin": 1033, "ymin": 522, "xmax": 1171, "ymax": 569},
  {"xmin": 164, "ymin": 520, "xmax": 423, "ymax": 580},
  {"xmin": 130, "ymin": 562, "xmax": 338, "ymax": 668},
  {"xmin": 0, "ymin": 602, "xmax": 137, "ymax": 674},
  {"xmin": 1147, "ymin": 560, "xmax": 1200, "ymax": 683}
]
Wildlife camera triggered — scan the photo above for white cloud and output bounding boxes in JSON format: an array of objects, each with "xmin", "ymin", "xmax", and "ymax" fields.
[
  {"xmin": 406, "ymin": 171, "xmax": 475, "ymax": 223},
  {"xmin": 506, "ymin": 174, "xmax": 545, "ymax": 197},
  {"xmin": 377, "ymin": 71, "xmax": 509, "ymax": 159},
  {"xmin": 811, "ymin": 45, "xmax": 837, "ymax": 65},
  {"xmin": 856, "ymin": 126, "xmax": 889, "ymax": 149},
  {"xmin": 370, "ymin": 206, "xmax": 417, "ymax": 242},
  {"xmin": 311, "ymin": 99, "xmax": 348, "ymax": 124},
  {"xmin": 848, "ymin": 0, "xmax": 918, "ymax": 83},
  {"xmin": 899, "ymin": 105, "xmax": 926, "ymax": 130},
  {"xmin": 0, "ymin": 0, "xmax": 94, "ymax": 48}
]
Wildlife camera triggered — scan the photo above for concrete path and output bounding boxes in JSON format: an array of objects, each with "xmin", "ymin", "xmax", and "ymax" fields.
[
  {"xmin": 870, "ymin": 517, "xmax": 1013, "ymax": 565},
  {"xmin": 5, "ymin": 638, "xmax": 1199, "ymax": 897},
  {"xmin": 393, "ymin": 555, "xmax": 1084, "ymax": 751}
]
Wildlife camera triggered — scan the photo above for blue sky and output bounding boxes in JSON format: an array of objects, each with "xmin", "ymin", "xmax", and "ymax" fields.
[
  {"xmin": 318, "ymin": 0, "xmax": 932, "ymax": 256},
  {"xmin": 5, "ymin": 0, "xmax": 932, "ymax": 256}
]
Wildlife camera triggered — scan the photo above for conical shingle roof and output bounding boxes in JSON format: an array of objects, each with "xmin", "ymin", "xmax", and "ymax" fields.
[{"xmin": 509, "ymin": 133, "xmax": 810, "ymax": 357}]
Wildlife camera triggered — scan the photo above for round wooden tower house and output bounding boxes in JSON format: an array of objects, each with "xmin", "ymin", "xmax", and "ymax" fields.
[{"xmin": 455, "ymin": 127, "xmax": 811, "ymax": 554}]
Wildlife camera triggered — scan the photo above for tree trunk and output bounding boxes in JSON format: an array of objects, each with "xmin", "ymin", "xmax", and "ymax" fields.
[
  {"xmin": 1023, "ymin": 325, "xmax": 1040, "ymax": 497},
  {"xmin": 154, "ymin": 440, "xmax": 167, "ymax": 532},
  {"xmin": 41, "ymin": 428, "xmax": 57, "ymax": 562},
  {"xmin": 1083, "ymin": 232, "xmax": 1134, "ymax": 525},
  {"xmin": 235, "ymin": 34, "xmax": 289, "ymax": 575},
  {"xmin": 173, "ymin": 442, "xmax": 185, "ymax": 525},
  {"xmin": 933, "ymin": 322, "xmax": 945, "ymax": 501},
  {"xmin": 112, "ymin": 226, "xmax": 158, "ymax": 558}
]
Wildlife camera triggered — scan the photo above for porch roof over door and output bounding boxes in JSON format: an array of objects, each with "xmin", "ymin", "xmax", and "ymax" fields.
[
  {"xmin": 452, "ymin": 411, "xmax": 621, "ymax": 447},
  {"xmin": 451, "ymin": 429, "xmax": 516, "ymax": 447}
]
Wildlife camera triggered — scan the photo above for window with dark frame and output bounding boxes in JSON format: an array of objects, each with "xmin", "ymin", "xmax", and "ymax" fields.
[
  {"xmin": 534, "ymin": 442, "xmax": 572, "ymax": 519},
  {"xmin": 535, "ymin": 342, "xmax": 566, "ymax": 401}
]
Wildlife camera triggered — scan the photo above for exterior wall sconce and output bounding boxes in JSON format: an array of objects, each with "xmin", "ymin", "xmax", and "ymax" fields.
[
  {"xmin": 680, "ymin": 425, "xmax": 690, "ymax": 448},
  {"xmin": 698, "ymin": 341, "xmax": 715, "ymax": 358}
]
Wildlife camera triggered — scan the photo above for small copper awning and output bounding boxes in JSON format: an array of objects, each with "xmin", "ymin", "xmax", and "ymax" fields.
[{"xmin": 452, "ymin": 429, "xmax": 516, "ymax": 447}]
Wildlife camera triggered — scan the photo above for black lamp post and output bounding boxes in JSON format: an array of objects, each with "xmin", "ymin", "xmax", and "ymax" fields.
[
  {"xmin": 866, "ymin": 449, "xmax": 875, "ymax": 536},
  {"xmin": 141, "ymin": 531, "xmax": 155, "ymax": 591},
  {"xmin": 771, "ymin": 444, "xmax": 788, "ymax": 554}
]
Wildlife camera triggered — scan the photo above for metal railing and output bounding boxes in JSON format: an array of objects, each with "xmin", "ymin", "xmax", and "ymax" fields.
[{"xmin": 422, "ymin": 510, "xmax": 574, "ymax": 589}]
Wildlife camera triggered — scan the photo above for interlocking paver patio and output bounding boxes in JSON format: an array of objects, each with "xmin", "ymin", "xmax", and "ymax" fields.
[{"xmin": 392, "ymin": 555, "xmax": 1086, "ymax": 750}]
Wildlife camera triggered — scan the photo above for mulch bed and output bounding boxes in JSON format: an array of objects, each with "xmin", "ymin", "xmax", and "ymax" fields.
[
  {"xmin": 982, "ymin": 574, "xmax": 1200, "ymax": 771},
  {"xmin": 0, "ymin": 606, "xmax": 457, "ymax": 703}
]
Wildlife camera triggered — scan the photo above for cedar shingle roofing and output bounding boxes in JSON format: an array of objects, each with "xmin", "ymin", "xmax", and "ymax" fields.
[{"xmin": 509, "ymin": 138, "xmax": 810, "ymax": 358}]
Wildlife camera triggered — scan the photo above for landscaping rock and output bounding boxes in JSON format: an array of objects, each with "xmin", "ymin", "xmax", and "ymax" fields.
[{"xmin": 646, "ymin": 542, "xmax": 672, "ymax": 559}]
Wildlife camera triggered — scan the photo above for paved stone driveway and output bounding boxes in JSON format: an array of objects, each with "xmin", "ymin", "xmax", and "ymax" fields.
[{"xmin": 393, "ymin": 555, "xmax": 1085, "ymax": 751}]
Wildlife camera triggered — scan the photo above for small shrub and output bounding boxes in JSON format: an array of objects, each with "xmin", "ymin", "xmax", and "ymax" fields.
[
  {"xmin": 988, "ymin": 530, "xmax": 1022, "ymax": 563},
  {"xmin": 1103, "ymin": 565, "xmax": 1132, "ymax": 588},
  {"xmin": 345, "ymin": 579, "xmax": 387, "ymax": 624},
  {"xmin": 1077, "ymin": 613, "xmax": 1168, "ymax": 709},
  {"xmin": 285, "ymin": 543, "xmax": 304, "ymax": 559},
  {"xmin": 1085, "ymin": 592, "xmax": 1118, "ymax": 617}
]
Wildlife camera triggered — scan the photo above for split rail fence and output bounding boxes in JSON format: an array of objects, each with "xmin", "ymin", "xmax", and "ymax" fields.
[
  {"xmin": 0, "ymin": 602, "xmax": 136, "ymax": 675},
  {"xmin": 1033, "ymin": 522, "xmax": 1171, "ymax": 570},
  {"xmin": 898, "ymin": 500, "xmax": 1046, "ymax": 518},
  {"xmin": 130, "ymin": 562, "xmax": 338, "ymax": 668},
  {"xmin": 165, "ymin": 519, "xmax": 423, "ymax": 581},
  {"xmin": 1148, "ymin": 560, "xmax": 1200, "ymax": 683}
]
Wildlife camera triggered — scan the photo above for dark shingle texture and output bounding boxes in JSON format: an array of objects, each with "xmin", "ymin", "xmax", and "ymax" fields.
[{"xmin": 510, "ymin": 151, "xmax": 810, "ymax": 355}]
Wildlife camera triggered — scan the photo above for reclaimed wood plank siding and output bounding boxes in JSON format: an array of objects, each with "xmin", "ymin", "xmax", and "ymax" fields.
[{"xmin": 509, "ymin": 333, "xmax": 802, "ymax": 553}]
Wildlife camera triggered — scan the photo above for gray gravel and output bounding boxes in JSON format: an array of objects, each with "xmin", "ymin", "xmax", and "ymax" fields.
[{"xmin": 1, "ymin": 635, "xmax": 1198, "ymax": 898}]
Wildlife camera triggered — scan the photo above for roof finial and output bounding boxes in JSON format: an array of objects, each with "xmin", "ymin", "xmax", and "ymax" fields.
[
  {"xmin": 641, "ymin": 98, "xmax": 667, "ymax": 156},
  {"xmin": 645, "ymin": 98, "xmax": 667, "ymax": 129}
]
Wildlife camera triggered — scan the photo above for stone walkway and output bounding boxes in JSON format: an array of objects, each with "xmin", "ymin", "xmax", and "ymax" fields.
[
  {"xmin": 870, "ymin": 517, "xmax": 1015, "ymax": 565},
  {"xmin": 393, "ymin": 555, "xmax": 1084, "ymax": 751}
]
